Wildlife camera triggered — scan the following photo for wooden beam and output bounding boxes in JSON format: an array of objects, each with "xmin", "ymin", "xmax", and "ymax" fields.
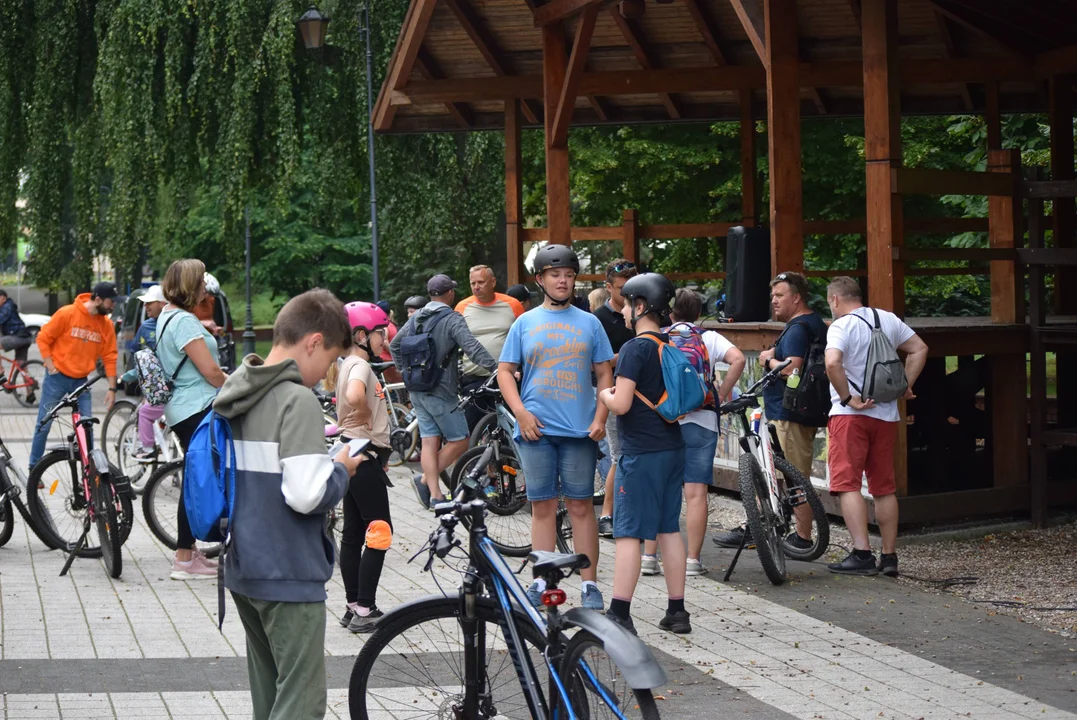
[
  {"xmin": 924, "ymin": 0, "xmax": 1033, "ymax": 59},
  {"xmin": 544, "ymin": 24, "xmax": 571, "ymax": 246},
  {"xmin": 1051, "ymin": 75, "xmax": 1076, "ymax": 313},
  {"xmin": 987, "ymin": 149, "xmax": 1023, "ymax": 324},
  {"xmin": 740, "ymin": 89, "xmax": 758, "ymax": 226},
  {"xmin": 607, "ymin": 8, "xmax": 683, "ymax": 120},
  {"xmin": 764, "ymin": 0, "xmax": 803, "ymax": 275},
  {"xmin": 505, "ymin": 99, "xmax": 524, "ymax": 285},
  {"xmin": 533, "ymin": 0, "xmax": 601, "ymax": 27},
  {"xmin": 1023, "ymin": 179, "xmax": 1077, "ymax": 199},
  {"xmin": 1036, "ymin": 44, "xmax": 1077, "ymax": 77},
  {"xmin": 729, "ymin": 0, "xmax": 766, "ymax": 65},
  {"xmin": 414, "ymin": 49, "xmax": 473, "ymax": 128},
  {"xmin": 373, "ymin": 0, "xmax": 440, "ymax": 131},
  {"xmin": 441, "ymin": 0, "xmax": 541, "ymax": 124},
  {"xmin": 934, "ymin": 12, "xmax": 974, "ymax": 111},
  {"xmin": 862, "ymin": 0, "xmax": 904, "ymax": 315},
  {"xmin": 985, "ymin": 81, "xmax": 1002, "ymax": 149},
  {"xmin": 680, "ymin": 0, "xmax": 730, "ymax": 66},
  {"xmin": 550, "ymin": 4, "xmax": 598, "ymax": 149},
  {"xmin": 848, "ymin": 0, "xmax": 861, "ymax": 31},
  {"xmin": 892, "ymin": 167, "xmax": 1015, "ymax": 197}
]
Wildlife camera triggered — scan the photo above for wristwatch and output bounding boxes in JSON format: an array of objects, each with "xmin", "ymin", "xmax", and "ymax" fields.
[{"xmin": 840, "ymin": 395, "xmax": 852, "ymax": 407}]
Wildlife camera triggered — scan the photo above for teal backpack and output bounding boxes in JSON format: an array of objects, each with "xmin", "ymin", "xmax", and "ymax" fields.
[{"xmin": 633, "ymin": 333, "xmax": 708, "ymax": 423}]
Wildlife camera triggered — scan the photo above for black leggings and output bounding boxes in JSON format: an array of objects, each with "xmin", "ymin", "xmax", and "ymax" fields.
[
  {"xmin": 173, "ymin": 405, "xmax": 211, "ymax": 550},
  {"xmin": 339, "ymin": 455, "xmax": 393, "ymax": 607}
]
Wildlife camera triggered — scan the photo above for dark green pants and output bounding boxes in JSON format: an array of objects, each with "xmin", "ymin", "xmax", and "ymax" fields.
[{"xmin": 232, "ymin": 592, "xmax": 328, "ymax": 720}]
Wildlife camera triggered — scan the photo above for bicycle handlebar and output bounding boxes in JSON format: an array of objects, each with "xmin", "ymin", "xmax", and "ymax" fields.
[{"xmin": 718, "ymin": 359, "xmax": 791, "ymax": 417}]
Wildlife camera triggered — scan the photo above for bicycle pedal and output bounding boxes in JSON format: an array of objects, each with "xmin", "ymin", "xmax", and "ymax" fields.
[{"xmin": 786, "ymin": 488, "xmax": 808, "ymax": 507}]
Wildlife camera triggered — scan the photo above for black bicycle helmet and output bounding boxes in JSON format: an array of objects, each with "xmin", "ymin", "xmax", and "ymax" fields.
[
  {"xmin": 533, "ymin": 244, "xmax": 581, "ymax": 275},
  {"xmin": 404, "ymin": 295, "xmax": 428, "ymax": 310},
  {"xmin": 621, "ymin": 272, "xmax": 675, "ymax": 326}
]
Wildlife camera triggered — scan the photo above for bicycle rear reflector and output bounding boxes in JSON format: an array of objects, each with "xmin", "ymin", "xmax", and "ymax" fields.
[{"xmin": 542, "ymin": 589, "xmax": 567, "ymax": 607}]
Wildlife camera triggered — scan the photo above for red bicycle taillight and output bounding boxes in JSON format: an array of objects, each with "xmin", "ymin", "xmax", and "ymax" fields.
[{"xmin": 541, "ymin": 589, "xmax": 567, "ymax": 607}]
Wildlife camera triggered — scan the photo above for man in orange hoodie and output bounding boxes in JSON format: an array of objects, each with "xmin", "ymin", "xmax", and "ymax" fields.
[{"xmin": 29, "ymin": 282, "xmax": 119, "ymax": 471}]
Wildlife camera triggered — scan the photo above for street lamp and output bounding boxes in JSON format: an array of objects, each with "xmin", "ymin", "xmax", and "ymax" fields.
[
  {"xmin": 297, "ymin": 3, "xmax": 381, "ymax": 302},
  {"xmin": 243, "ymin": 207, "xmax": 256, "ymax": 357}
]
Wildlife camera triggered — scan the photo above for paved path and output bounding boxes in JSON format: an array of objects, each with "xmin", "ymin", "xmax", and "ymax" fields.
[{"xmin": 1, "ymin": 370, "xmax": 1075, "ymax": 718}]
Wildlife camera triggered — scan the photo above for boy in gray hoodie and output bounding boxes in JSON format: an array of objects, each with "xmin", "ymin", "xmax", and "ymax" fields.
[{"xmin": 213, "ymin": 289, "xmax": 362, "ymax": 720}]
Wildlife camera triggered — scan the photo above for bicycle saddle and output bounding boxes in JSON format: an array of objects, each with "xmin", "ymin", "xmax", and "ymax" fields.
[{"xmin": 529, "ymin": 551, "xmax": 591, "ymax": 578}]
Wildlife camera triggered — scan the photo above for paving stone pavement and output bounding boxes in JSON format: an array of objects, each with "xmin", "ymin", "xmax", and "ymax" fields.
[{"xmin": 1, "ymin": 377, "xmax": 1076, "ymax": 719}]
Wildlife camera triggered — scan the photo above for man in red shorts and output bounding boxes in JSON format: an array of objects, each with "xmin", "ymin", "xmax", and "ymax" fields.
[{"xmin": 823, "ymin": 277, "xmax": 928, "ymax": 577}]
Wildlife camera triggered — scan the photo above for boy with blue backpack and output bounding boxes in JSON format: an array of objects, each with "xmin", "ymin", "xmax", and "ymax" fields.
[
  {"xmin": 599, "ymin": 273, "xmax": 698, "ymax": 635},
  {"xmin": 209, "ymin": 289, "xmax": 363, "ymax": 720}
]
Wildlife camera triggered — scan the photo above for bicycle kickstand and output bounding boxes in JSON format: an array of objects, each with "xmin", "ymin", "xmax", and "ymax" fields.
[
  {"xmin": 722, "ymin": 531, "xmax": 750, "ymax": 583},
  {"xmin": 59, "ymin": 516, "xmax": 92, "ymax": 577}
]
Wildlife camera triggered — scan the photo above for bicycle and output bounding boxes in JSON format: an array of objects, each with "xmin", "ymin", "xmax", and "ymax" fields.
[
  {"xmin": 25, "ymin": 374, "xmax": 135, "ymax": 578},
  {"xmin": 101, "ymin": 396, "xmax": 139, "ymax": 465},
  {"xmin": 114, "ymin": 409, "xmax": 182, "ymax": 494},
  {"xmin": 0, "ymin": 352, "xmax": 44, "ymax": 408},
  {"xmin": 0, "ymin": 435, "xmax": 62, "ymax": 549},
  {"xmin": 140, "ymin": 459, "xmax": 222, "ymax": 559},
  {"xmin": 348, "ymin": 458, "xmax": 667, "ymax": 719},
  {"xmin": 718, "ymin": 359, "xmax": 829, "ymax": 585}
]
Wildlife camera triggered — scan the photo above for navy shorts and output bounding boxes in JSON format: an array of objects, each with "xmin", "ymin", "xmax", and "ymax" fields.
[{"xmin": 612, "ymin": 448, "xmax": 685, "ymax": 541}]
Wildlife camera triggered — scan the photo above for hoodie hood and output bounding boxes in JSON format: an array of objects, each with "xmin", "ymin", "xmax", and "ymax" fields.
[
  {"xmin": 74, "ymin": 293, "xmax": 93, "ymax": 316},
  {"xmin": 214, "ymin": 354, "xmax": 304, "ymax": 419}
]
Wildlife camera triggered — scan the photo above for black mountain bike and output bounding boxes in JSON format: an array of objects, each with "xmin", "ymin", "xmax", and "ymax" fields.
[{"xmin": 0, "ymin": 435, "xmax": 59, "ymax": 549}]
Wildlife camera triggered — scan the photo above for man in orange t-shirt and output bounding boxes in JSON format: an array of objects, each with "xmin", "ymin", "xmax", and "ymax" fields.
[{"xmin": 30, "ymin": 282, "xmax": 119, "ymax": 470}]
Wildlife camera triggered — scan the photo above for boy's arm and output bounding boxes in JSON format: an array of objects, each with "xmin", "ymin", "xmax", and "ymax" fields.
[
  {"xmin": 600, "ymin": 375, "xmax": 636, "ymax": 416},
  {"xmin": 278, "ymin": 391, "xmax": 349, "ymax": 514}
]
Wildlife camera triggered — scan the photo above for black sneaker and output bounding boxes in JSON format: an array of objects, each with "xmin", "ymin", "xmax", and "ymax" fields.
[
  {"xmin": 597, "ymin": 515, "xmax": 613, "ymax": 538},
  {"xmin": 411, "ymin": 475, "xmax": 431, "ymax": 510},
  {"xmin": 339, "ymin": 606, "xmax": 355, "ymax": 627},
  {"xmin": 659, "ymin": 610, "xmax": 692, "ymax": 634},
  {"xmin": 827, "ymin": 551, "xmax": 879, "ymax": 576},
  {"xmin": 878, "ymin": 553, "xmax": 899, "ymax": 577},
  {"xmin": 606, "ymin": 612, "xmax": 636, "ymax": 636},
  {"xmin": 783, "ymin": 532, "xmax": 813, "ymax": 552},
  {"xmin": 347, "ymin": 608, "xmax": 384, "ymax": 634},
  {"xmin": 712, "ymin": 525, "xmax": 754, "ymax": 549}
]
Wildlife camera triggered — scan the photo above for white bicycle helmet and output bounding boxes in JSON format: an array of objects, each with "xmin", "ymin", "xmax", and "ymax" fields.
[{"xmin": 204, "ymin": 272, "xmax": 220, "ymax": 295}]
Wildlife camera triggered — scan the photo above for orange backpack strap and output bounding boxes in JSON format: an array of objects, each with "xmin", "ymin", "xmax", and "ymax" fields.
[{"xmin": 631, "ymin": 334, "xmax": 671, "ymax": 417}]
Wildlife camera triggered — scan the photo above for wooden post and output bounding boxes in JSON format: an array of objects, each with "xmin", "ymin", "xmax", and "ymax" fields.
[
  {"xmin": 622, "ymin": 209, "xmax": 640, "ymax": 265},
  {"xmin": 505, "ymin": 99, "xmax": 524, "ymax": 285},
  {"xmin": 740, "ymin": 89, "xmax": 758, "ymax": 227},
  {"xmin": 1028, "ymin": 184, "xmax": 1048, "ymax": 526},
  {"xmin": 985, "ymin": 81, "xmax": 1002, "ymax": 151},
  {"xmin": 862, "ymin": 0, "xmax": 904, "ymax": 316},
  {"xmin": 543, "ymin": 24, "xmax": 571, "ymax": 246},
  {"xmin": 1050, "ymin": 76, "xmax": 1076, "ymax": 432},
  {"xmin": 763, "ymin": 0, "xmax": 803, "ymax": 276},
  {"xmin": 987, "ymin": 149, "xmax": 1022, "ymax": 324}
]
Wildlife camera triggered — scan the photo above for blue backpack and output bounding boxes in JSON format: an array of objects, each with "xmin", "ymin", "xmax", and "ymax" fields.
[
  {"xmin": 397, "ymin": 308, "xmax": 455, "ymax": 392},
  {"xmin": 634, "ymin": 333, "xmax": 708, "ymax": 423}
]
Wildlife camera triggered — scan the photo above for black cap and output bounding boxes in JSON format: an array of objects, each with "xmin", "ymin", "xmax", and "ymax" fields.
[
  {"xmin": 505, "ymin": 284, "xmax": 531, "ymax": 304},
  {"xmin": 427, "ymin": 274, "xmax": 458, "ymax": 295},
  {"xmin": 92, "ymin": 282, "xmax": 118, "ymax": 300}
]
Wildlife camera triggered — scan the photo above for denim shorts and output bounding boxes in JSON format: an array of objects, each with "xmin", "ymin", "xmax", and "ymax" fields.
[
  {"xmin": 612, "ymin": 448, "xmax": 685, "ymax": 540},
  {"xmin": 514, "ymin": 434, "xmax": 598, "ymax": 502},
  {"xmin": 410, "ymin": 391, "xmax": 469, "ymax": 442},
  {"xmin": 681, "ymin": 421, "xmax": 718, "ymax": 485}
]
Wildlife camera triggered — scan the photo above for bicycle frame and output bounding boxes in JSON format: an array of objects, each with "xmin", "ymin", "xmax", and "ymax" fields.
[
  {"xmin": 0, "ymin": 355, "xmax": 35, "ymax": 391},
  {"xmin": 733, "ymin": 408, "xmax": 783, "ymax": 520}
]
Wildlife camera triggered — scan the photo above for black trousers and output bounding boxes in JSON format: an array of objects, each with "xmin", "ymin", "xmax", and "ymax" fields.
[
  {"xmin": 339, "ymin": 452, "xmax": 393, "ymax": 607},
  {"xmin": 173, "ymin": 405, "xmax": 212, "ymax": 550},
  {"xmin": 459, "ymin": 373, "xmax": 497, "ymax": 436}
]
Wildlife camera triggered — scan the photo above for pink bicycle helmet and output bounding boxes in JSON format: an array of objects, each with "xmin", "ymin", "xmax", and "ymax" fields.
[{"xmin": 345, "ymin": 301, "xmax": 390, "ymax": 332}]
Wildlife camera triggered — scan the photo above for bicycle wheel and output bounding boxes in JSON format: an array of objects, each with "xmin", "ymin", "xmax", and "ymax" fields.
[
  {"xmin": 738, "ymin": 453, "xmax": 786, "ymax": 585},
  {"xmin": 26, "ymin": 450, "xmax": 102, "ymax": 557},
  {"xmin": 448, "ymin": 445, "xmax": 532, "ymax": 557},
  {"xmin": 468, "ymin": 411, "xmax": 498, "ymax": 449},
  {"xmin": 559, "ymin": 630, "xmax": 660, "ymax": 720},
  {"xmin": 387, "ymin": 406, "xmax": 416, "ymax": 467},
  {"xmin": 774, "ymin": 455, "xmax": 829, "ymax": 562},
  {"xmin": 0, "ymin": 495, "xmax": 13, "ymax": 548},
  {"xmin": 93, "ymin": 473, "xmax": 123, "ymax": 578},
  {"xmin": 102, "ymin": 399, "xmax": 138, "ymax": 465},
  {"xmin": 12, "ymin": 360, "xmax": 45, "ymax": 408},
  {"xmin": 115, "ymin": 418, "xmax": 151, "ymax": 493},
  {"xmin": 141, "ymin": 461, "xmax": 222, "ymax": 558},
  {"xmin": 349, "ymin": 595, "xmax": 549, "ymax": 720}
]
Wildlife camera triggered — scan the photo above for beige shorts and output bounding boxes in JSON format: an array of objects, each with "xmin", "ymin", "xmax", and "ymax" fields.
[{"xmin": 775, "ymin": 420, "xmax": 816, "ymax": 479}]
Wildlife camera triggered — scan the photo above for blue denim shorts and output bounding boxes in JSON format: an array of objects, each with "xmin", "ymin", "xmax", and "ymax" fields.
[
  {"xmin": 612, "ymin": 448, "xmax": 685, "ymax": 540},
  {"xmin": 514, "ymin": 434, "xmax": 598, "ymax": 502},
  {"xmin": 681, "ymin": 421, "xmax": 718, "ymax": 485},
  {"xmin": 410, "ymin": 391, "xmax": 469, "ymax": 442}
]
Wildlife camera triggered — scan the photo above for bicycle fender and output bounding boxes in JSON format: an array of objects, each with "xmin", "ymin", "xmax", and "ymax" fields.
[
  {"xmin": 562, "ymin": 608, "xmax": 668, "ymax": 689},
  {"xmin": 91, "ymin": 449, "xmax": 110, "ymax": 475}
]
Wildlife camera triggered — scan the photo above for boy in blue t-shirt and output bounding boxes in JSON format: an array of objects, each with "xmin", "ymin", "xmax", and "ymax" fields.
[
  {"xmin": 498, "ymin": 245, "xmax": 614, "ymax": 612},
  {"xmin": 599, "ymin": 272, "xmax": 690, "ymax": 635}
]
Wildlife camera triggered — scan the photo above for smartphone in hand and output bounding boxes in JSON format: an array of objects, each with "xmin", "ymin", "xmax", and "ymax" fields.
[{"xmin": 329, "ymin": 438, "xmax": 371, "ymax": 458}]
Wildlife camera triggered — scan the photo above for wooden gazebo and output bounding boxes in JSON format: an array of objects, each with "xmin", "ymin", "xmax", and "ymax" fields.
[{"xmin": 374, "ymin": 0, "xmax": 1077, "ymax": 525}]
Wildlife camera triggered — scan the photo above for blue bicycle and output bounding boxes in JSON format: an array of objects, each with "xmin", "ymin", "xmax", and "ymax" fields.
[{"xmin": 348, "ymin": 442, "xmax": 666, "ymax": 719}]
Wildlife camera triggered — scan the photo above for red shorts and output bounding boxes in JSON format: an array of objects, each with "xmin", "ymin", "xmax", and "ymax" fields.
[{"xmin": 827, "ymin": 414, "xmax": 897, "ymax": 497}]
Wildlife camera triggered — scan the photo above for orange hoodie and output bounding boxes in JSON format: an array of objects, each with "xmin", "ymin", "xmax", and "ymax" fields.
[{"xmin": 36, "ymin": 293, "xmax": 118, "ymax": 380}]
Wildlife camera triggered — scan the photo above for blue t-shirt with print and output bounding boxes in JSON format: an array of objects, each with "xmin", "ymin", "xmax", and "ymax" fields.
[
  {"xmin": 615, "ymin": 334, "xmax": 685, "ymax": 455},
  {"xmin": 762, "ymin": 312, "xmax": 828, "ymax": 421},
  {"xmin": 499, "ymin": 305, "xmax": 614, "ymax": 439}
]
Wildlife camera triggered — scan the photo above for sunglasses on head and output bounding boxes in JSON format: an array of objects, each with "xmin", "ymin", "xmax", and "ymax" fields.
[
  {"xmin": 608, "ymin": 261, "xmax": 636, "ymax": 275},
  {"xmin": 773, "ymin": 273, "xmax": 789, "ymax": 283}
]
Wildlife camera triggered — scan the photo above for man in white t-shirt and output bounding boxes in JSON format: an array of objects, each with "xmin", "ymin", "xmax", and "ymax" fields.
[
  {"xmin": 823, "ymin": 277, "xmax": 928, "ymax": 578},
  {"xmin": 640, "ymin": 289, "xmax": 745, "ymax": 577}
]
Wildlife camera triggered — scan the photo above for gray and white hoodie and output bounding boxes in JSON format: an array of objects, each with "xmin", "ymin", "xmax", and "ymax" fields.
[{"xmin": 213, "ymin": 355, "xmax": 349, "ymax": 603}]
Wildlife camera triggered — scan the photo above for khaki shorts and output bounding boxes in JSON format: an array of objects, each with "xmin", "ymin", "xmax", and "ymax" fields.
[{"xmin": 775, "ymin": 420, "xmax": 816, "ymax": 479}]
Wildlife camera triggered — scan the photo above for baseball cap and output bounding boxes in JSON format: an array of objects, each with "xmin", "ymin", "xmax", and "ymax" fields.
[
  {"xmin": 92, "ymin": 282, "xmax": 118, "ymax": 300},
  {"xmin": 427, "ymin": 274, "xmax": 458, "ymax": 296},
  {"xmin": 506, "ymin": 284, "xmax": 531, "ymax": 304},
  {"xmin": 138, "ymin": 285, "xmax": 166, "ymax": 304}
]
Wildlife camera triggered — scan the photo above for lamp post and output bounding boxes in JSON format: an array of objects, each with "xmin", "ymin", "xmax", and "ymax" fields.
[
  {"xmin": 243, "ymin": 206, "xmax": 256, "ymax": 357},
  {"xmin": 298, "ymin": 3, "xmax": 380, "ymax": 302}
]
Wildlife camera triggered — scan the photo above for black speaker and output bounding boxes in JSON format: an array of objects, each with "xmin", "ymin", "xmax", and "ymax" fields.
[{"xmin": 724, "ymin": 225, "xmax": 772, "ymax": 322}]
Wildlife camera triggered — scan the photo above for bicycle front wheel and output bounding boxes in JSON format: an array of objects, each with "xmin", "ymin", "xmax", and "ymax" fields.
[
  {"xmin": 12, "ymin": 360, "xmax": 45, "ymax": 408},
  {"xmin": 93, "ymin": 474, "xmax": 123, "ymax": 578},
  {"xmin": 115, "ymin": 417, "xmax": 151, "ymax": 493},
  {"xmin": 141, "ymin": 461, "xmax": 222, "ymax": 558},
  {"xmin": 448, "ymin": 445, "xmax": 532, "ymax": 557},
  {"xmin": 739, "ymin": 453, "xmax": 786, "ymax": 585},
  {"xmin": 27, "ymin": 451, "xmax": 100, "ymax": 557},
  {"xmin": 468, "ymin": 411, "xmax": 498, "ymax": 449},
  {"xmin": 349, "ymin": 595, "xmax": 549, "ymax": 720},
  {"xmin": 774, "ymin": 455, "xmax": 829, "ymax": 563},
  {"xmin": 560, "ymin": 630, "xmax": 661, "ymax": 720},
  {"xmin": 387, "ymin": 405, "xmax": 416, "ymax": 467},
  {"xmin": 0, "ymin": 495, "xmax": 13, "ymax": 548},
  {"xmin": 102, "ymin": 400, "xmax": 138, "ymax": 465}
]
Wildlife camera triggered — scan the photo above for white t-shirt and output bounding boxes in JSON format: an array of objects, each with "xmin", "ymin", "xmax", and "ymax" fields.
[
  {"xmin": 826, "ymin": 307, "xmax": 915, "ymax": 423},
  {"xmin": 668, "ymin": 323, "xmax": 735, "ymax": 433}
]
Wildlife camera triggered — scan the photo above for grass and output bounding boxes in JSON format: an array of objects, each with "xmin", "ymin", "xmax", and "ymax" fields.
[{"xmin": 221, "ymin": 282, "xmax": 282, "ymax": 327}]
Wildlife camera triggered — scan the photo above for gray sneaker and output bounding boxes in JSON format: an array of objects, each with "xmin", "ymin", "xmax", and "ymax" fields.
[
  {"xmin": 597, "ymin": 515, "xmax": 613, "ymax": 538},
  {"xmin": 411, "ymin": 475, "xmax": 431, "ymax": 510},
  {"xmin": 581, "ymin": 584, "xmax": 604, "ymax": 612},
  {"xmin": 685, "ymin": 558, "xmax": 707, "ymax": 576},
  {"xmin": 347, "ymin": 608, "xmax": 384, "ymax": 634},
  {"xmin": 640, "ymin": 555, "xmax": 661, "ymax": 576}
]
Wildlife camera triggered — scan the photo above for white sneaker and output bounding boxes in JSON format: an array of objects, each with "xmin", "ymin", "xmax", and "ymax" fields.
[
  {"xmin": 640, "ymin": 555, "xmax": 662, "ymax": 576},
  {"xmin": 686, "ymin": 558, "xmax": 707, "ymax": 576},
  {"xmin": 170, "ymin": 556, "xmax": 216, "ymax": 580}
]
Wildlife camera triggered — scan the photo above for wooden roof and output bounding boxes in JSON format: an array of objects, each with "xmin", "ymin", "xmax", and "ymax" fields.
[{"xmin": 373, "ymin": 0, "xmax": 1077, "ymax": 133}]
